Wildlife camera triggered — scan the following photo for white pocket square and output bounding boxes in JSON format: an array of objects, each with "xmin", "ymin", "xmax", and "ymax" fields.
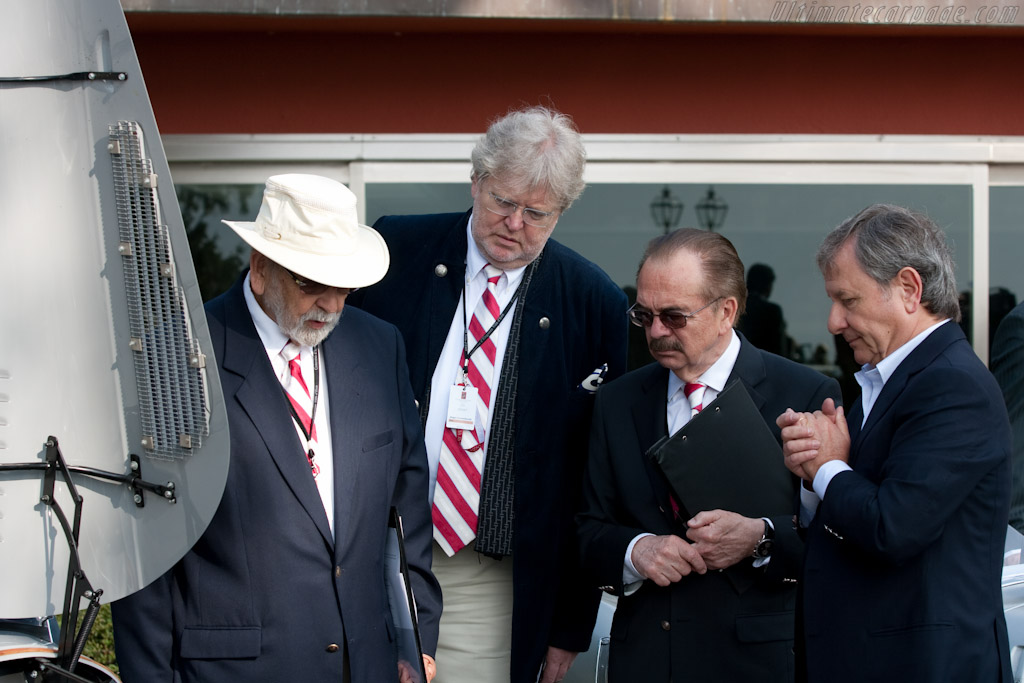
[{"xmin": 578, "ymin": 363, "xmax": 609, "ymax": 393}]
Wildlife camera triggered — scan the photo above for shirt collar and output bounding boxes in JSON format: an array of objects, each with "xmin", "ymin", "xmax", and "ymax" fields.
[
  {"xmin": 243, "ymin": 271, "xmax": 302, "ymax": 356},
  {"xmin": 667, "ymin": 329, "xmax": 741, "ymax": 400},
  {"xmin": 856, "ymin": 318, "xmax": 949, "ymax": 386}
]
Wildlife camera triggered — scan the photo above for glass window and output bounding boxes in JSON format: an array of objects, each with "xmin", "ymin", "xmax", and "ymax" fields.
[{"xmin": 175, "ymin": 184, "xmax": 262, "ymax": 301}]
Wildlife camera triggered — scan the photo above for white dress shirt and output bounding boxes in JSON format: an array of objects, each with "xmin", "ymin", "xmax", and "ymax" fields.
[
  {"xmin": 244, "ymin": 272, "xmax": 336, "ymax": 537},
  {"xmin": 422, "ymin": 217, "xmax": 527, "ymax": 502}
]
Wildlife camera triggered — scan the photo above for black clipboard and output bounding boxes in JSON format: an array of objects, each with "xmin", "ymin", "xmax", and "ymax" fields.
[
  {"xmin": 647, "ymin": 380, "xmax": 793, "ymax": 518},
  {"xmin": 385, "ymin": 507, "xmax": 427, "ymax": 683}
]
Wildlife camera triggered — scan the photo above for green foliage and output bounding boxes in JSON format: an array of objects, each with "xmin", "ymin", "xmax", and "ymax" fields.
[
  {"xmin": 178, "ymin": 185, "xmax": 249, "ymax": 301},
  {"xmin": 81, "ymin": 603, "xmax": 118, "ymax": 674}
]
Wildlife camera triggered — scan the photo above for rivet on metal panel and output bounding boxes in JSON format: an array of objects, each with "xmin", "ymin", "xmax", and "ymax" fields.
[
  {"xmin": 118, "ymin": 242, "xmax": 133, "ymax": 256},
  {"xmin": 160, "ymin": 263, "xmax": 174, "ymax": 277},
  {"xmin": 141, "ymin": 436, "xmax": 154, "ymax": 450},
  {"xmin": 189, "ymin": 353, "xmax": 206, "ymax": 369},
  {"xmin": 129, "ymin": 338, "xmax": 143, "ymax": 352},
  {"xmin": 178, "ymin": 434, "xmax": 192, "ymax": 449},
  {"xmin": 141, "ymin": 173, "xmax": 158, "ymax": 189},
  {"xmin": 107, "ymin": 140, "xmax": 121, "ymax": 155}
]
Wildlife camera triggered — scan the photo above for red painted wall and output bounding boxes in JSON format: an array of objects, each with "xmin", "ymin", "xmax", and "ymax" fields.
[{"xmin": 125, "ymin": 15, "xmax": 1024, "ymax": 135}]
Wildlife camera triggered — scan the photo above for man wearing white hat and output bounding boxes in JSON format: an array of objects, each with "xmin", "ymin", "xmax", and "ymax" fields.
[{"xmin": 112, "ymin": 174, "xmax": 441, "ymax": 683}]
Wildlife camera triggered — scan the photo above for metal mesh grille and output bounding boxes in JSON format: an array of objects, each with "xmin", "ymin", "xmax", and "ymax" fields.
[{"xmin": 109, "ymin": 120, "xmax": 209, "ymax": 459}]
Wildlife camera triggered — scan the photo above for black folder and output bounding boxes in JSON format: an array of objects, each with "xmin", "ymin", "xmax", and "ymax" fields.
[
  {"xmin": 647, "ymin": 380, "xmax": 793, "ymax": 518},
  {"xmin": 385, "ymin": 507, "xmax": 427, "ymax": 683}
]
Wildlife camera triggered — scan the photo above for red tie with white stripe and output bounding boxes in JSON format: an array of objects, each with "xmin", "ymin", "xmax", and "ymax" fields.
[
  {"xmin": 684, "ymin": 381, "xmax": 706, "ymax": 417},
  {"xmin": 669, "ymin": 381, "xmax": 706, "ymax": 519},
  {"xmin": 281, "ymin": 341, "xmax": 319, "ymax": 478},
  {"xmin": 433, "ymin": 264, "xmax": 503, "ymax": 556}
]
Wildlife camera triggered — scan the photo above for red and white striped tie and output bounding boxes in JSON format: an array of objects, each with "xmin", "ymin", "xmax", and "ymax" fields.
[
  {"xmin": 432, "ymin": 264, "xmax": 503, "ymax": 556},
  {"xmin": 281, "ymin": 341, "xmax": 319, "ymax": 478},
  {"xmin": 684, "ymin": 381, "xmax": 706, "ymax": 417}
]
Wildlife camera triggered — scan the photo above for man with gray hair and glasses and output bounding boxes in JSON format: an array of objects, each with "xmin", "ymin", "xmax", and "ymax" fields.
[
  {"xmin": 350, "ymin": 106, "xmax": 627, "ymax": 683},
  {"xmin": 778, "ymin": 204, "xmax": 1012, "ymax": 682}
]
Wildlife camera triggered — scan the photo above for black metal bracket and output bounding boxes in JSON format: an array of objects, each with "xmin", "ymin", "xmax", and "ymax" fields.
[
  {"xmin": 0, "ymin": 71, "xmax": 127, "ymax": 84},
  {"xmin": 0, "ymin": 436, "xmax": 177, "ymax": 681},
  {"xmin": 0, "ymin": 446, "xmax": 177, "ymax": 507}
]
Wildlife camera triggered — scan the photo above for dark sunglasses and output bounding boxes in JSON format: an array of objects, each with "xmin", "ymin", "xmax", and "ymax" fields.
[
  {"xmin": 284, "ymin": 268, "xmax": 357, "ymax": 296},
  {"xmin": 627, "ymin": 297, "xmax": 722, "ymax": 329}
]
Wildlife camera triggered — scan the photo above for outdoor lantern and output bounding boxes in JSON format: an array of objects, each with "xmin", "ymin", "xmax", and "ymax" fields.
[
  {"xmin": 650, "ymin": 185, "xmax": 684, "ymax": 234},
  {"xmin": 695, "ymin": 186, "xmax": 729, "ymax": 232}
]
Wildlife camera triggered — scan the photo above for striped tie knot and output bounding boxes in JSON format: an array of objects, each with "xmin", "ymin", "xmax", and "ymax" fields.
[{"xmin": 684, "ymin": 381, "xmax": 706, "ymax": 415}]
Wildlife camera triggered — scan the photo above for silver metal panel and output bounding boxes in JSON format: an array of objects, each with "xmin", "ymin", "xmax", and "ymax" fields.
[
  {"xmin": 0, "ymin": 0, "xmax": 229, "ymax": 618},
  {"xmin": 118, "ymin": 0, "xmax": 1024, "ymax": 27}
]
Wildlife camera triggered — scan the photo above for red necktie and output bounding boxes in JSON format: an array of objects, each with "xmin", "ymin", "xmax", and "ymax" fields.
[
  {"xmin": 433, "ymin": 264, "xmax": 502, "ymax": 556},
  {"xmin": 281, "ymin": 341, "xmax": 319, "ymax": 478}
]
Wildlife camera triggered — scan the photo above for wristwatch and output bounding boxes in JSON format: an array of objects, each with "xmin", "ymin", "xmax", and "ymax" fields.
[{"xmin": 751, "ymin": 519, "xmax": 775, "ymax": 559}]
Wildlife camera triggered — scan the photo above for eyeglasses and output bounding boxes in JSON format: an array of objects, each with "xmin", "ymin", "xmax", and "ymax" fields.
[
  {"xmin": 486, "ymin": 191, "xmax": 557, "ymax": 228},
  {"xmin": 284, "ymin": 268, "xmax": 357, "ymax": 297},
  {"xmin": 627, "ymin": 297, "xmax": 722, "ymax": 329}
]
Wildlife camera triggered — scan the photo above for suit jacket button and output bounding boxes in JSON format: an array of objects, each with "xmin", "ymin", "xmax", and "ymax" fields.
[
  {"xmin": 661, "ymin": 620, "xmax": 671, "ymax": 631},
  {"xmin": 434, "ymin": 264, "xmax": 448, "ymax": 277},
  {"xmin": 538, "ymin": 316, "xmax": 551, "ymax": 329},
  {"xmin": 326, "ymin": 643, "xmax": 340, "ymax": 653},
  {"xmin": 335, "ymin": 565, "xmax": 342, "ymax": 577}
]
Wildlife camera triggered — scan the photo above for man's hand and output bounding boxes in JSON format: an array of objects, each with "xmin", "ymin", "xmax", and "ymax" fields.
[
  {"xmin": 685, "ymin": 510, "xmax": 764, "ymax": 570},
  {"xmin": 778, "ymin": 399, "xmax": 850, "ymax": 481},
  {"xmin": 397, "ymin": 654, "xmax": 436, "ymax": 683},
  {"xmin": 538, "ymin": 646, "xmax": 578, "ymax": 683},
  {"xmin": 630, "ymin": 534, "xmax": 707, "ymax": 586}
]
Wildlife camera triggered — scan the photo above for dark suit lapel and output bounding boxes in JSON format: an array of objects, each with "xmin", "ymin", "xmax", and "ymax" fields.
[
  {"xmin": 851, "ymin": 321, "xmax": 961, "ymax": 454},
  {"xmin": 220, "ymin": 286, "xmax": 335, "ymax": 548},
  {"xmin": 514, "ymin": 248, "xmax": 554, "ymax": 429},
  {"xmin": 322, "ymin": 313, "xmax": 371, "ymax": 557},
  {"xmin": 629, "ymin": 365, "xmax": 675, "ymax": 525},
  {"xmin": 425, "ymin": 212, "xmax": 470, "ymax": 377},
  {"xmin": 726, "ymin": 336, "xmax": 769, "ymax": 418}
]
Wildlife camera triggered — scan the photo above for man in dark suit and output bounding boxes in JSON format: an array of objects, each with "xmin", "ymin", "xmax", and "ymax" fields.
[
  {"xmin": 779, "ymin": 204, "xmax": 1012, "ymax": 682},
  {"xmin": 992, "ymin": 300, "xmax": 1024, "ymax": 533},
  {"xmin": 576, "ymin": 228, "xmax": 841, "ymax": 682},
  {"xmin": 112, "ymin": 174, "xmax": 442, "ymax": 682},
  {"xmin": 349, "ymin": 106, "xmax": 627, "ymax": 683}
]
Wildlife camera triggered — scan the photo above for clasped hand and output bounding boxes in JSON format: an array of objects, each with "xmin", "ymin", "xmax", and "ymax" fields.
[
  {"xmin": 776, "ymin": 398, "xmax": 850, "ymax": 482},
  {"xmin": 631, "ymin": 510, "xmax": 765, "ymax": 584}
]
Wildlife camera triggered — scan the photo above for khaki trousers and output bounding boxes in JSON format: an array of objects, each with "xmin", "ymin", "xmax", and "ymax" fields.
[{"xmin": 431, "ymin": 542, "xmax": 515, "ymax": 683}]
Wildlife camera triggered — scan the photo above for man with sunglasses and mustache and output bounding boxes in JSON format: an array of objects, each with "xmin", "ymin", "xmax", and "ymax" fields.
[
  {"xmin": 112, "ymin": 174, "xmax": 441, "ymax": 683},
  {"xmin": 576, "ymin": 228, "xmax": 841, "ymax": 683},
  {"xmin": 349, "ymin": 106, "xmax": 627, "ymax": 683}
]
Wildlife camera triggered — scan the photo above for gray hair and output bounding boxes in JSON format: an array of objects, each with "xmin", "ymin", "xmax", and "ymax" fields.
[
  {"xmin": 638, "ymin": 228, "xmax": 748, "ymax": 318},
  {"xmin": 470, "ymin": 106, "xmax": 586, "ymax": 211},
  {"xmin": 817, "ymin": 204, "xmax": 961, "ymax": 321}
]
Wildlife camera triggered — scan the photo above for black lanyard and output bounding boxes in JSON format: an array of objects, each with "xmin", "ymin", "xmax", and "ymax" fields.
[
  {"xmin": 286, "ymin": 345, "xmax": 320, "ymax": 446},
  {"xmin": 460, "ymin": 271, "xmax": 525, "ymax": 382}
]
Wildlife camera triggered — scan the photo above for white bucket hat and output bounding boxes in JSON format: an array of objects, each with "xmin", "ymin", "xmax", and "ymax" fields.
[{"xmin": 222, "ymin": 174, "xmax": 389, "ymax": 289}]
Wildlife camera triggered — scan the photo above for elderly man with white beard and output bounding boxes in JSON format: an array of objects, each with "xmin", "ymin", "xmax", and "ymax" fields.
[{"xmin": 112, "ymin": 174, "xmax": 441, "ymax": 683}]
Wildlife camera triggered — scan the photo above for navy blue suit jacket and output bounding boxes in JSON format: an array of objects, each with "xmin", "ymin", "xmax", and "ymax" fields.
[
  {"xmin": 577, "ymin": 338, "xmax": 841, "ymax": 683},
  {"xmin": 349, "ymin": 210, "xmax": 628, "ymax": 682},
  {"xmin": 801, "ymin": 321, "xmax": 1012, "ymax": 682},
  {"xmin": 112, "ymin": 275, "xmax": 441, "ymax": 683}
]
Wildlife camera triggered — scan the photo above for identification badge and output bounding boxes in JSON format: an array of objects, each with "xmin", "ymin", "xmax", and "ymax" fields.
[{"xmin": 446, "ymin": 384, "xmax": 478, "ymax": 430}]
